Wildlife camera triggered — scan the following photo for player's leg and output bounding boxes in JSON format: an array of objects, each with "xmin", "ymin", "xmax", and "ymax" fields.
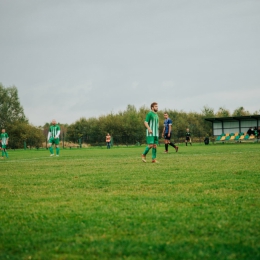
[
  {"xmin": 1, "ymin": 146, "xmax": 4, "ymax": 158},
  {"xmin": 55, "ymin": 138, "xmax": 60, "ymax": 156},
  {"xmin": 48, "ymin": 139, "xmax": 54, "ymax": 156},
  {"xmin": 168, "ymin": 133, "xmax": 178, "ymax": 152},
  {"xmin": 152, "ymin": 137, "xmax": 159, "ymax": 162},
  {"xmin": 164, "ymin": 133, "xmax": 169, "ymax": 153},
  {"xmin": 142, "ymin": 145, "xmax": 152, "ymax": 162},
  {"xmin": 152, "ymin": 144, "xmax": 157, "ymax": 160},
  {"xmin": 164, "ymin": 142, "xmax": 169, "ymax": 153},
  {"xmin": 55, "ymin": 145, "xmax": 60, "ymax": 156},
  {"xmin": 4, "ymin": 147, "xmax": 8, "ymax": 158},
  {"xmin": 169, "ymin": 142, "xmax": 179, "ymax": 152},
  {"xmin": 142, "ymin": 136, "xmax": 154, "ymax": 162}
]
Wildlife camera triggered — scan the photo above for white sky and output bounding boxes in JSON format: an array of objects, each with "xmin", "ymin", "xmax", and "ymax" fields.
[{"xmin": 1, "ymin": 0, "xmax": 260, "ymax": 126}]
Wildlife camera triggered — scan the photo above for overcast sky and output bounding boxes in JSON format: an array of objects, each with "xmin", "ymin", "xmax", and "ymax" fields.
[{"xmin": 1, "ymin": 0, "xmax": 260, "ymax": 126}]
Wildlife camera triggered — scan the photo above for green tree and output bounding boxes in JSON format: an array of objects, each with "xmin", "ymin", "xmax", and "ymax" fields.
[
  {"xmin": 0, "ymin": 83, "xmax": 27, "ymax": 128},
  {"xmin": 65, "ymin": 104, "xmax": 257, "ymax": 144},
  {"xmin": 7, "ymin": 121, "xmax": 45, "ymax": 149},
  {"xmin": 201, "ymin": 106, "xmax": 215, "ymax": 118},
  {"xmin": 216, "ymin": 107, "xmax": 230, "ymax": 117},
  {"xmin": 232, "ymin": 106, "xmax": 250, "ymax": 116}
]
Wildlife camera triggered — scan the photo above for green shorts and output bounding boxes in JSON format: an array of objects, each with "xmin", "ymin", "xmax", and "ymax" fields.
[
  {"xmin": 49, "ymin": 137, "xmax": 60, "ymax": 145},
  {"xmin": 146, "ymin": 136, "xmax": 159, "ymax": 145},
  {"xmin": 1, "ymin": 145, "xmax": 7, "ymax": 149}
]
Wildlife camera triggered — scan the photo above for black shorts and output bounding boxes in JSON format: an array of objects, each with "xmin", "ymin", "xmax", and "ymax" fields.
[
  {"xmin": 164, "ymin": 133, "xmax": 171, "ymax": 140},
  {"xmin": 186, "ymin": 137, "xmax": 190, "ymax": 141}
]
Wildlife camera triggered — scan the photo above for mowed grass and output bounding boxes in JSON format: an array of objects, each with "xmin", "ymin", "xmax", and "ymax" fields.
[{"xmin": 0, "ymin": 143, "xmax": 260, "ymax": 260}]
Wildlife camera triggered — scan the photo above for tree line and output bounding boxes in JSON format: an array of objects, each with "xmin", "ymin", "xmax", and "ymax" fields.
[{"xmin": 1, "ymin": 83, "xmax": 259, "ymax": 148}]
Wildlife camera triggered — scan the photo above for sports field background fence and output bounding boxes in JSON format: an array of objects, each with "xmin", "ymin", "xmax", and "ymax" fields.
[{"xmin": 7, "ymin": 130, "xmax": 210, "ymax": 150}]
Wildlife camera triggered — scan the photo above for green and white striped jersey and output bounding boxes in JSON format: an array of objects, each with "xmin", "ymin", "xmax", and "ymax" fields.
[
  {"xmin": 49, "ymin": 125, "xmax": 61, "ymax": 138},
  {"xmin": 0, "ymin": 133, "xmax": 9, "ymax": 145},
  {"xmin": 145, "ymin": 111, "xmax": 159, "ymax": 137}
]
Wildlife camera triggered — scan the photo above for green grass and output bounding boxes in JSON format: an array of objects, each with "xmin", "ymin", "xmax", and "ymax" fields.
[{"xmin": 0, "ymin": 143, "xmax": 260, "ymax": 259}]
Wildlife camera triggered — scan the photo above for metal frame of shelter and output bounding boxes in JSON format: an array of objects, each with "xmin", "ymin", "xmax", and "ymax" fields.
[{"xmin": 205, "ymin": 115, "xmax": 260, "ymax": 136}]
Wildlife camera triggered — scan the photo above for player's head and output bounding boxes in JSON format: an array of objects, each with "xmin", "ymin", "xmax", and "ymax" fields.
[
  {"xmin": 107, "ymin": 133, "xmax": 110, "ymax": 135},
  {"xmin": 151, "ymin": 102, "xmax": 158, "ymax": 112},
  {"xmin": 51, "ymin": 119, "xmax": 57, "ymax": 125},
  {"xmin": 164, "ymin": 112, "xmax": 169, "ymax": 119},
  {"xmin": 2, "ymin": 129, "xmax": 5, "ymax": 133},
  {"xmin": 186, "ymin": 128, "xmax": 189, "ymax": 131}
]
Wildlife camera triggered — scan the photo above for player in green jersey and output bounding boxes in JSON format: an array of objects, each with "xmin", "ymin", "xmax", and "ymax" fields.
[
  {"xmin": 141, "ymin": 102, "xmax": 159, "ymax": 163},
  {"xmin": 0, "ymin": 129, "xmax": 9, "ymax": 159},
  {"xmin": 47, "ymin": 119, "xmax": 61, "ymax": 156}
]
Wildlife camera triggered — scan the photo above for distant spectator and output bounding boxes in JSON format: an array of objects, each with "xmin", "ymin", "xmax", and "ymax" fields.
[
  {"xmin": 106, "ymin": 133, "xmax": 111, "ymax": 149},
  {"xmin": 185, "ymin": 128, "xmax": 192, "ymax": 146},
  {"xmin": 204, "ymin": 137, "xmax": 209, "ymax": 145},
  {"xmin": 247, "ymin": 127, "xmax": 254, "ymax": 136}
]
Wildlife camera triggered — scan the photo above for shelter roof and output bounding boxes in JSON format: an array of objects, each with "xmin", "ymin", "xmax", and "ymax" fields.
[{"xmin": 205, "ymin": 115, "xmax": 260, "ymax": 123}]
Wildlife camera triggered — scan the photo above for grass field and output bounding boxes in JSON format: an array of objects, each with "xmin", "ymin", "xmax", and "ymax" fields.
[{"xmin": 0, "ymin": 143, "xmax": 260, "ymax": 260}]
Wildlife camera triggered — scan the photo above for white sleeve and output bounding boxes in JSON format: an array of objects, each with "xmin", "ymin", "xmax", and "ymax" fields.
[
  {"xmin": 47, "ymin": 132, "xmax": 51, "ymax": 140},
  {"xmin": 55, "ymin": 130, "xmax": 60, "ymax": 138}
]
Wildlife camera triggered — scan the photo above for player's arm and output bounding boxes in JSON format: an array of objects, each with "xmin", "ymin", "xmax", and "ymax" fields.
[
  {"xmin": 162, "ymin": 126, "xmax": 165, "ymax": 137},
  {"xmin": 47, "ymin": 131, "xmax": 51, "ymax": 141},
  {"xmin": 55, "ymin": 130, "xmax": 60, "ymax": 139},
  {"xmin": 55, "ymin": 126, "xmax": 61, "ymax": 139},
  {"xmin": 144, "ymin": 121, "xmax": 152, "ymax": 134},
  {"xmin": 168, "ymin": 124, "xmax": 172, "ymax": 136}
]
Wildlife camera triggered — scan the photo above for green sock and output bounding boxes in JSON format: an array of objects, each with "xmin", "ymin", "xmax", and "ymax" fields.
[
  {"xmin": 2, "ymin": 151, "xmax": 4, "ymax": 157},
  {"xmin": 56, "ymin": 147, "xmax": 60, "ymax": 155},
  {"xmin": 143, "ymin": 146, "xmax": 150, "ymax": 155},
  {"xmin": 152, "ymin": 147, "xmax": 157, "ymax": 159},
  {"xmin": 5, "ymin": 151, "xmax": 8, "ymax": 158},
  {"xmin": 49, "ymin": 147, "xmax": 54, "ymax": 154}
]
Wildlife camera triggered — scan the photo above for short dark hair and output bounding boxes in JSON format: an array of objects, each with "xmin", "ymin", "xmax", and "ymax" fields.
[{"xmin": 150, "ymin": 102, "xmax": 158, "ymax": 109}]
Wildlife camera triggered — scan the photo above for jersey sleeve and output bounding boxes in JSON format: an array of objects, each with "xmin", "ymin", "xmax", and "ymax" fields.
[
  {"xmin": 55, "ymin": 131, "xmax": 60, "ymax": 138},
  {"xmin": 145, "ymin": 112, "xmax": 151, "ymax": 123},
  {"xmin": 55, "ymin": 125, "xmax": 61, "ymax": 138}
]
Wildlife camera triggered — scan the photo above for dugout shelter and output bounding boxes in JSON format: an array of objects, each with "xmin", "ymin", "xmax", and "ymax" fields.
[{"xmin": 205, "ymin": 115, "xmax": 260, "ymax": 137}]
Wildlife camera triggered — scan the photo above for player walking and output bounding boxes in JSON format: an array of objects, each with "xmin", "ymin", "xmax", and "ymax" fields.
[
  {"xmin": 162, "ymin": 112, "xmax": 178, "ymax": 153},
  {"xmin": 141, "ymin": 102, "xmax": 159, "ymax": 163},
  {"xmin": 0, "ymin": 129, "xmax": 9, "ymax": 159},
  {"xmin": 47, "ymin": 119, "xmax": 61, "ymax": 156}
]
